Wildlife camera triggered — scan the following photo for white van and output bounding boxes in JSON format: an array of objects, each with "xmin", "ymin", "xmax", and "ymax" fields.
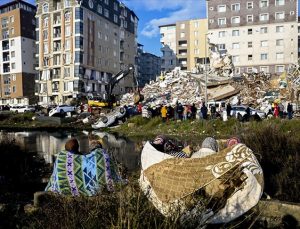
[{"xmin": 207, "ymin": 101, "xmax": 226, "ymax": 113}]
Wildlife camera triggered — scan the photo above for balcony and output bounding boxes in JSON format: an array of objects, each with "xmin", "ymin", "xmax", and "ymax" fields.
[
  {"xmin": 3, "ymin": 56, "xmax": 9, "ymax": 62},
  {"xmin": 53, "ymin": 20, "xmax": 61, "ymax": 25},
  {"xmin": 3, "ymin": 68, "xmax": 10, "ymax": 73},
  {"xmin": 53, "ymin": 33, "xmax": 61, "ymax": 39},
  {"xmin": 2, "ymin": 45, "xmax": 9, "ymax": 51},
  {"xmin": 2, "ymin": 23, "xmax": 8, "ymax": 28}
]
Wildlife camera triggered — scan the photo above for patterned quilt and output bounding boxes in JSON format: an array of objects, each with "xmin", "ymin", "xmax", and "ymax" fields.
[{"xmin": 45, "ymin": 149, "xmax": 122, "ymax": 196}]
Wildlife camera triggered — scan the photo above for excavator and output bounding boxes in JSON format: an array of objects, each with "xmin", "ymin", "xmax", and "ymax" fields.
[{"xmin": 88, "ymin": 64, "xmax": 143, "ymax": 108}]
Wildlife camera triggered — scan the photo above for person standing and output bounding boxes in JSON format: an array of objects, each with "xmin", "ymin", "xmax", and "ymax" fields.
[
  {"xmin": 287, "ymin": 103, "xmax": 293, "ymax": 120},
  {"xmin": 274, "ymin": 103, "xmax": 279, "ymax": 118},
  {"xmin": 226, "ymin": 103, "xmax": 232, "ymax": 117},
  {"xmin": 191, "ymin": 103, "xmax": 197, "ymax": 119},
  {"xmin": 201, "ymin": 103, "xmax": 208, "ymax": 120},
  {"xmin": 176, "ymin": 103, "xmax": 184, "ymax": 120},
  {"xmin": 183, "ymin": 105, "xmax": 188, "ymax": 121},
  {"xmin": 161, "ymin": 105, "xmax": 167, "ymax": 122},
  {"xmin": 210, "ymin": 105, "xmax": 216, "ymax": 119}
]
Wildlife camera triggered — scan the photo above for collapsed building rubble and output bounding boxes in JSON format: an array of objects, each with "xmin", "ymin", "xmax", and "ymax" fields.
[{"xmin": 120, "ymin": 43, "xmax": 299, "ymax": 114}]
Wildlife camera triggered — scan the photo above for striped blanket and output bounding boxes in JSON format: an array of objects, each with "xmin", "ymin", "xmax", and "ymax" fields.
[{"xmin": 45, "ymin": 149, "xmax": 122, "ymax": 196}]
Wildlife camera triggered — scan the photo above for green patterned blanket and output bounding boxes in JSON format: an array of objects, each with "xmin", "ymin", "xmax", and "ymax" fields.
[{"xmin": 45, "ymin": 149, "xmax": 122, "ymax": 196}]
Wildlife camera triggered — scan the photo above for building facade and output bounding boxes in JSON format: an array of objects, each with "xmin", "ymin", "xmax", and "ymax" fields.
[
  {"xmin": 160, "ymin": 19, "xmax": 208, "ymax": 72},
  {"xmin": 137, "ymin": 44, "xmax": 161, "ymax": 87},
  {"xmin": 35, "ymin": 0, "xmax": 138, "ymax": 105},
  {"xmin": 0, "ymin": 0, "xmax": 36, "ymax": 105},
  {"xmin": 159, "ymin": 24, "xmax": 177, "ymax": 72},
  {"xmin": 207, "ymin": 0, "xmax": 298, "ymax": 74}
]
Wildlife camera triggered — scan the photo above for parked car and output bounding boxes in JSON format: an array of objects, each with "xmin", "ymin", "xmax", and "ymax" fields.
[
  {"xmin": 231, "ymin": 105, "xmax": 266, "ymax": 119},
  {"xmin": 49, "ymin": 105, "xmax": 76, "ymax": 117},
  {"xmin": 10, "ymin": 105, "xmax": 35, "ymax": 113}
]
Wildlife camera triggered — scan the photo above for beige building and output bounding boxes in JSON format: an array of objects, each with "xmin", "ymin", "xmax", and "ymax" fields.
[
  {"xmin": 160, "ymin": 19, "xmax": 208, "ymax": 72},
  {"xmin": 35, "ymin": 0, "xmax": 138, "ymax": 105},
  {"xmin": 207, "ymin": 0, "xmax": 298, "ymax": 74},
  {"xmin": 0, "ymin": 0, "xmax": 36, "ymax": 105}
]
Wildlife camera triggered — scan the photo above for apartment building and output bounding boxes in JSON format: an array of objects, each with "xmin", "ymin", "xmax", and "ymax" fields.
[
  {"xmin": 137, "ymin": 44, "xmax": 161, "ymax": 87},
  {"xmin": 160, "ymin": 19, "xmax": 208, "ymax": 72},
  {"xmin": 176, "ymin": 19, "xmax": 208, "ymax": 71},
  {"xmin": 35, "ymin": 0, "xmax": 138, "ymax": 105},
  {"xmin": 207, "ymin": 0, "xmax": 298, "ymax": 75},
  {"xmin": 159, "ymin": 24, "xmax": 177, "ymax": 72},
  {"xmin": 0, "ymin": 0, "xmax": 36, "ymax": 105}
]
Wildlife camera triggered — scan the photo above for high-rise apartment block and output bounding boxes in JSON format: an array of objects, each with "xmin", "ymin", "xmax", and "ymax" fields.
[
  {"xmin": 35, "ymin": 0, "xmax": 138, "ymax": 105},
  {"xmin": 137, "ymin": 44, "xmax": 161, "ymax": 87},
  {"xmin": 160, "ymin": 19, "xmax": 208, "ymax": 72},
  {"xmin": 207, "ymin": 0, "xmax": 298, "ymax": 74},
  {"xmin": 0, "ymin": 0, "xmax": 36, "ymax": 105}
]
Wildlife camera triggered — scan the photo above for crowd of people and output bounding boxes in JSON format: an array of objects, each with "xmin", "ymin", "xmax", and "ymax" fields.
[{"xmin": 126, "ymin": 100, "xmax": 295, "ymax": 122}]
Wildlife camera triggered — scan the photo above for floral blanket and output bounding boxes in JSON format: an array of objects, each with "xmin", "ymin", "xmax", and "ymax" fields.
[{"xmin": 45, "ymin": 149, "xmax": 122, "ymax": 196}]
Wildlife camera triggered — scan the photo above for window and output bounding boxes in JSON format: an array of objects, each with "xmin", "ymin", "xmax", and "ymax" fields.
[
  {"xmin": 232, "ymin": 56, "xmax": 240, "ymax": 63},
  {"xmin": 247, "ymin": 15, "xmax": 253, "ymax": 22},
  {"xmin": 114, "ymin": 2, "xmax": 118, "ymax": 11},
  {"xmin": 43, "ymin": 17, "xmax": 48, "ymax": 27},
  {"xmin": 276, "ymin": 26, "xmax": 284, "ymax": 33},
  {"xmin": 260, "ymin": 66, "xmax": 269, "ymax": 73},
  {"xmin": 65, "ymin": 52, "xmax": 71, "ymax": 64},
  {"xmin": 247, "ymin": 2, "xmax": 253, "ymax": 9},
  {"xmin": 261, "ymin": 53, "xmax": 268, "ymax": 60},
  {"xmin": 194, "ymin": 40, "xmax": 198, "ymax": 45},
  {"xmin": 10, "ymin": 16, "xmax": 14, "ymax": 23},
  {"xmin": 275, "ymin": 12, "xmax": 285, "ymax": 20},
  {"xmin": 261, "ymin": 40, "xmax": 268, "ymax": 47},
  {"xmin": 232, "ymin": 30, "xmax": 239, "ymax": 36},
  {"xmin": 64, "ymin": 67, "xmax": 70, "ymax": 78},
  {"xmin": 248, "ymin": 42, "xmax": 253, "ymax": 48},
  {"xmin": 10, "ymin": 39, "xmax": 14, "ymax": 46},
  {"xmin": 276, "ymin": 39, "xmax": 284, "ymax": 46},
  {"xmin": 124, "ymin": 21, "xmax": 127, "ymax": 28},
  {"xmin": 276, "ymin": 65, "xmax": 285, "ymax": 73},
  {"xmin": 104, "ymin": 0, "xmax": 109, "ymax": 5},
  {"xmin": 114, "ymin": 14, "xmax": 118, "ymax": 23},
  {"xmin": 43, "ymin": 30, "xmax": 48, "ymax": 40},
  {"xmin": 209, "ymin": 19, "xmax": 214, "ymax": 24},
  {"xmin": 276, "ymin": 52, "xmax": 284, "ymax": 59},
  {"xmin": 232, "ymin": 43, "xmax": 240, "ymax": 49},
  {"xmin": 218, "ymin": 44, "xmax": 226, "ymax": 50},
  {"xmin": 10, "ymin": 28, "xmax": 14, "ymax": 35},
  {"xmin": 219, "ymin": 31, "xmax": 226, "ymax": 37},
  {"xmin": 104, "ymin": 35, "xmax": 108, "ymax": 41},
  {"xmin": 43, "ymin": 3, "xmax": 49, "ymax": 13},
  {"xmin": 260, "ymin": 13, "xmax": 269, "ymax": 21},
  {"xmin": 65, "ymin": 11, "xmax": 71, "ymax": 22},
  {"xmin": 194, "ymin": 22, "xmax": 199, "ymax": 28},
  {"xmin": 248, "ymin": 55, "xmax": 253, "ymax": 60},
  {"xmin": 65, "ymin": 0, "xmax": 71, "ymax": 7},
  {"xmin": 260, "ymin": 0, "xmax": 269, "ymax": 7},
  {"xmin": 12, "ymin": 86, "xmax": 16, "ymax": 93},
  {"xmin": 231, "ymin": 3, "xmax": 240, "ymax": 11},
  {"xmin": 65, "ymin": 25, "xmax": 71, "ymax": 36},
  {"xmin": 180, "ymin": 23, "xmax": 185, "ymax": 29},
  {"xmin": 218, "ymin": 5, "xmax": 226, "ymax": 12},
  {"xmin": 194, "ymin": 31, "xmax": 198, "ymax": 36},
  {"xmin": 275, "ymin": 0, "xmax": 285, "ymax": 6},
  {"xmin": 231, "ymin": 16, "xmax": 240, "ymax": 24},
  {"xmin": 97, "ymin": 5, "xmax": 102, "ymax": 14},
  {"xmin": 104, "ymin": 9, "xmax": 109, "ymax": 18},
  {"xmin": 248, "ymin": 28, "xmax": 253, "ymax": 34},
  {"xmin": 11, "ymin": 51, "xmax": 15, "ymax": 58},
  {"xmin": 235, "ymin": 67, "xmax": 240, "ymax": 74},
  {"xmin": 12, "ymin": 74, "xmax": 16, "ymax": 81},
  {"xmin": 11, "ymin": 63, "xmax": 15, "ymax": 69},
  {"xmin": 290, "ymin": 11, "xmax": 295, "ymax": 15},
  {"xmin": 194, "ymin": 49, "xmax": 199, "ymax": 55},
  {"xmin": 260, "ymin": 27, "xmax": 268, "ymax": 34},
  {"xmin": 247, "ymin": 67, "xmax": 253, "ymax": 73},
  {"xmin": 65, "ymin": 39, "xmax": 71, "ymax": 50},
  {"xmin": 218, "ymin": 18, "xmax": 226, "ymax": 25},
  {"xmin": 180, "ymin": 32, "xmax": 185, "ymax": 38}
]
